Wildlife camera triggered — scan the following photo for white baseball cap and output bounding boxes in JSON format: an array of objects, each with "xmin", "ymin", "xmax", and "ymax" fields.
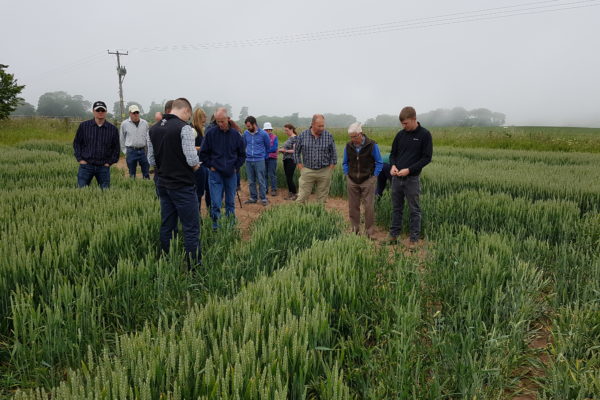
[
  {"xmin": 129, "ymin": 104, "xmax": 140, "ymax": 113},
  {"xmin": 263, "ymin": 122, "xmax": 273, "ymax": 130}
]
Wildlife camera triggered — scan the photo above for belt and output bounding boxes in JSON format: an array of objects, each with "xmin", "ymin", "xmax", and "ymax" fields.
[{"xmin": 127, "ymin": 146, "xmax": 145, "ymax": 150}]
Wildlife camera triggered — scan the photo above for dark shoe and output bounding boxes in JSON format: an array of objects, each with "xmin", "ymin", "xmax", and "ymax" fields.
[
  {"xmin": 382, "ymin": 235, "xmax": 398, "ymax": 245},
  {"xmin": 261, "ymin": 199, "xmax": 268, "ymax": 206},
  {"xmin": 271, "ymin": 189, "xmax": 278, "ymax": 196},
  {"xmin": 244, "ymin": 199, "xmax": 257, "ymax": 204}
]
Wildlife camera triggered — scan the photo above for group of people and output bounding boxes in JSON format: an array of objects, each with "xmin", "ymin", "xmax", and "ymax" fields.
[{"xmin": 73, "ymin": 101, "xmax": 432, "ymax": 269}]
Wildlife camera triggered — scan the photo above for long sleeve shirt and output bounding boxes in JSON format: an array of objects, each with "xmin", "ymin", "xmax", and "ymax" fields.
[
  {"xmin": 119, "ymin": 118, "xmax": 149, "ymax": 154},
  {"xmin": 199, "ymin": 126, "xmax": 246, "ymax": 177},
  {"xmin": 389, "ymin": 123, "xmax": 432, "ymax": 176},
  {"xmin": 243, "ymin": 129, "xmax": 271, "ymax": 162},
  {"xmin": 293, "ymin": 129, "xmax": 337, "ymax": 169},
  {"xmin": 147, "ymin": 120, "xmax": 199, "ymax": 168},
  {"xmin": 342, "ymin": 138, "xmax": 383, "ymax": 176},
  {"xmin": 73, "ymin": 119, "xmax": 120, "ymax": 166},
  {"xmin": 267, "ymin": 133, "xmax": 278, "ymax": 159}
]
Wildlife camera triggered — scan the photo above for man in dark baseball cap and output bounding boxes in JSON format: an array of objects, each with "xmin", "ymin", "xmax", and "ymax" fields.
[
  {"xmin": 92, "ymin": 101, "xmax": 108, "ymax": 111},
  {"xmin": 73, "ymin": 100, "xmax": 120, "ymax": 188}
]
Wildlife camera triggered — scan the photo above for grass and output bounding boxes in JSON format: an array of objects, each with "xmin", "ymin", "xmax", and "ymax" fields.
[{"xmin": 1, "ymin": 118, "xmax": 599, "ymax": 398}]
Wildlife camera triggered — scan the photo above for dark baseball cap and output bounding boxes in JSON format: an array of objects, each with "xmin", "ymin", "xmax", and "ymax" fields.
[{"xmin": 93, "ymin": 101, "xmax": 107, "ymax": 111}]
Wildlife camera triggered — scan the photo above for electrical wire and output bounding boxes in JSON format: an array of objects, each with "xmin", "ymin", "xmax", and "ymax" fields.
[{"xmin": 129, "ymin": 0, "xmax": 600, "ymax": 53}]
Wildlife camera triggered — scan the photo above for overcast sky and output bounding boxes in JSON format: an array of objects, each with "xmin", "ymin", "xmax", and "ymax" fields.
[{"xmin": 2, "ymin": 0, "xmax": 599, "ymax": 126}]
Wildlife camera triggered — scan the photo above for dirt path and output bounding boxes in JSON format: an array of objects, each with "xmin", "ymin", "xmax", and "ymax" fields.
[{"xmin": 117, "ymin": 159, "xmax": 417, "ymax": 248}]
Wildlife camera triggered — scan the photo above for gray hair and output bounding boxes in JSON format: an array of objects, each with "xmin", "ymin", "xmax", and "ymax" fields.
[
  {"xmin": 215, "ymin": 107, "xmax": 229, "ymax": 119},
  {"xmin": 348, "ymin": 122, "xmax": 363, "ymax": 134},
  {"xmin": 311, "ymin": 114, "xmax": 325, "ymax": 125}
]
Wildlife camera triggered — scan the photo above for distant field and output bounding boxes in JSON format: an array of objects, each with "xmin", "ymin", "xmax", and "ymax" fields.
[{"xmin": 2, "ymin": 117, "xmax": 600, "ymax": 152}]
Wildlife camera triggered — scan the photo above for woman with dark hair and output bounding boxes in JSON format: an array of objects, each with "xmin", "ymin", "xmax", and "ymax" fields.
[
  {"xmin": 278, "ymin": 123, "xmax": 299, "ymax": 200},
  {"xmin": 192, "ymin": 108, "xmax": 211, "ymax": 212}
]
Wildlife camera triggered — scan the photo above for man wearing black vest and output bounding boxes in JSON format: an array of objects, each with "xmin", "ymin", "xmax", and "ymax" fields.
[
  {"xmin": 387, "ymin": 106, "xmax": 433, "ymax": 246},
  {"xmin": 147, "ymin": 98, "xmax": 201, "ymax": 269},
  {"xmin": 342, "ymin": 122, "xmax": 383, "ymax": 239}
]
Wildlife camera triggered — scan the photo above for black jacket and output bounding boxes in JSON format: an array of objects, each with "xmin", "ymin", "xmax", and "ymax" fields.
[{"xmin": 389, "ymin": 123, "xmax": 432, "ymax": 176}]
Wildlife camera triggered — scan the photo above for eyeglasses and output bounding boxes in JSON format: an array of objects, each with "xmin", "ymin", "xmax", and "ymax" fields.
[{"xmin": 95, "ymin": 109, "xmax": 107, "ymax": 113}]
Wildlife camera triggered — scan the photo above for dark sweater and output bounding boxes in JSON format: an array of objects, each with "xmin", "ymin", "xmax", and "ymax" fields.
[
  {"xmin": 149, "ymin": 114, "xmax": 195, "ymax": 189},
  {"xmin": 73, "ymin": 119, "xmax": 120, "ymax": 166},
  {"xmin": 389, "ymin": 123, "xmax": 433, "ymax": 176},
  {"xmin": 199, "ymin": 125, "xmax": 246, "ymax": 178}
]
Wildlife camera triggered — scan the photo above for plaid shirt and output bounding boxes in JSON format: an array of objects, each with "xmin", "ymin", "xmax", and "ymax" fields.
[{"xmin": 294, "ymin": 129, "xmax": 337, "ymax": 169}]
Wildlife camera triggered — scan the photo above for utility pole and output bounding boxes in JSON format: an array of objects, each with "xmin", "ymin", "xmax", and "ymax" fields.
[{"xmin": 108, "ymin": 50, "xmax": 128, "ymax": 122}]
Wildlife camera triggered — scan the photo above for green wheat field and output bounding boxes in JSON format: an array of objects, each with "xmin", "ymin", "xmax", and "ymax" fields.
[{"xmin": 0, "ymin": 118, "xmax": 599, "ymax": 399}]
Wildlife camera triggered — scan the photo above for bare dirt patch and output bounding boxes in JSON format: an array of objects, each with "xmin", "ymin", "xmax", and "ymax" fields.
[{"xmin": 117, "ymin": 159, "xmax": 426, "ymax": 254}]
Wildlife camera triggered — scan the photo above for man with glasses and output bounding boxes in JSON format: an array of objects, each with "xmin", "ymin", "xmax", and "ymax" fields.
[
  {"xmin": 73, "ymin": 101, "xmax": 120, "ymax": 188},
  {"xmin": 120, "ymin": 104, "xmax": 150, "ymax": 179}
]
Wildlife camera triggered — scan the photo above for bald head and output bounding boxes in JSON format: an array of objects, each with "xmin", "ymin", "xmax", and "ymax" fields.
[
  {"xmin": 311, "ymin": 114, "xmax": 325, "ymax": 136},
  {"xmin": 215, "ymin": 108, "xmax": 230, "ymax": 131},
  {"xmin": 215, "ymin": 107, "xmax": 228, "ymax": 119}
]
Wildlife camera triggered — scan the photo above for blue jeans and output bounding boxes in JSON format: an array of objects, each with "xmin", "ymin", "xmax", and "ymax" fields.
[
  {"xmin": 77, "ymin": 163, "xmax": 111, "ymax": 188},
  {"xmin": 208, "ymin": 170, "xmax": 237, "ymax": 229},
  {"xmin": 157, "ymin": 185, "xmax": 201, "ymax": 266},
  {"xmin": 389, "ymin": 176, "xmax": 421, "ymax": 240},
  {"xmin": 194, "ymin": 165, "xmax": 211, "ymax": 211},
  {"xmin": 266, "ymin": 158, "xmax": 278, "ymax": 192},
  {"xmin": 126, "ymin": 147, "xmax": 150, "ymax": 179},
  {"xmin": 246, "ymin": 160, "xmax": 267, "ymax": 201}
]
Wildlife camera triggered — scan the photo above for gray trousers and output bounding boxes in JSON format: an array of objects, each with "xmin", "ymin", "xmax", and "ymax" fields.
[{"xmin": 389, "ymin": 175, "xmax": 421, "ymax": 240}]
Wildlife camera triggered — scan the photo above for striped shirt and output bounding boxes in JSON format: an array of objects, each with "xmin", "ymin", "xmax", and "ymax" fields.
[
  {"xmin": 73, "ymin": 119, "xmax": 120, "ymax": 166},
  {"xmin": 294, "ymin": 129, "xmax": 337, "ymax": 169},
  {"xmin": 119, "ymin": 118, "xmax": 149, "ymax": 154},
  {"xmin": 282, "ymin": 135, "xmax": 298, "ymax": 161}
]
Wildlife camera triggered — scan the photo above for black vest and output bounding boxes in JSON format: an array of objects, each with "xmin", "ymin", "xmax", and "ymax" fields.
[
  {"xmin": 346, "ymin": 137, "xmax": 376, "ymax": 184},
  {"xmin": 149, "ymin": 115, "xmax": 195, "ymax": 189}
]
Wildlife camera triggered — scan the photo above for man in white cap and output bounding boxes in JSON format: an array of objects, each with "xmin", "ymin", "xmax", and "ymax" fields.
[
  {"xmin": 120, "ymin": 104, "xmax": 150, "ymax": 179},
  {"xmin": 73, "ymin": 100, "xmax": 120, "ymax": 188},
  {"xmin": 342, "ymin": 122, "xmax": 383, "ymax": 239},
  {"xmin": 263, "ymin": 121, "xmax": 279, "ymax": 196}
]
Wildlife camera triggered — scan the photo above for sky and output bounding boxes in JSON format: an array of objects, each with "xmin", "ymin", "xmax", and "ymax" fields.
[{"xmin": 2, "ymin": 0, "xmax": 599, "ymax": 127}]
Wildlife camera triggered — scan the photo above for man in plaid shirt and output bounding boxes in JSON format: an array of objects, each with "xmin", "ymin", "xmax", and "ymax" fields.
[{"xmin": 294, "ymin": 114, "xmax": 337, "ymax": 203}]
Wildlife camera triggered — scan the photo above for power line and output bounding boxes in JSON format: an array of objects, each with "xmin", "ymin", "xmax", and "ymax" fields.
[
  {"xmin": 129, "ymin": 0, "xmax": 600, "ymax": 53},
  {"xmin": 29, "ymin": 51, "xmax": 106, "ymax": 80},
  {"xmin": 28, "ymin": 0, "xmax": 599, "ymax": 77}
]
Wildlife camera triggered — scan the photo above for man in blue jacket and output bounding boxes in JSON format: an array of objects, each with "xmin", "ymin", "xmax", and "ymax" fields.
[
  {"xmin": 342, "ymin": 122, "xmax": 383, "ymax": 239},
  {"xmin": 243, "ymin": 116, "xmax": 271, "ymax": 206},
  {"xmin": 199, "ymin": 108, "xmax": 246, "ymax": 229}
]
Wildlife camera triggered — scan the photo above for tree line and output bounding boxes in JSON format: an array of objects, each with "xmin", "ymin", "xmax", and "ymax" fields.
[{"xmin": 9, "ymin": 90, "xmax": 506, "ymax": 128}]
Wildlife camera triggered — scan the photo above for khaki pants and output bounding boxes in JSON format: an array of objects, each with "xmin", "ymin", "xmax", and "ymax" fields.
[
  {"xmin": 296, "ymin": 167, "xmax": 333, "ymax": 204},
  {"xmin": 347, "ymin": 175, "xmax": 376, "ymax": 236}
]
